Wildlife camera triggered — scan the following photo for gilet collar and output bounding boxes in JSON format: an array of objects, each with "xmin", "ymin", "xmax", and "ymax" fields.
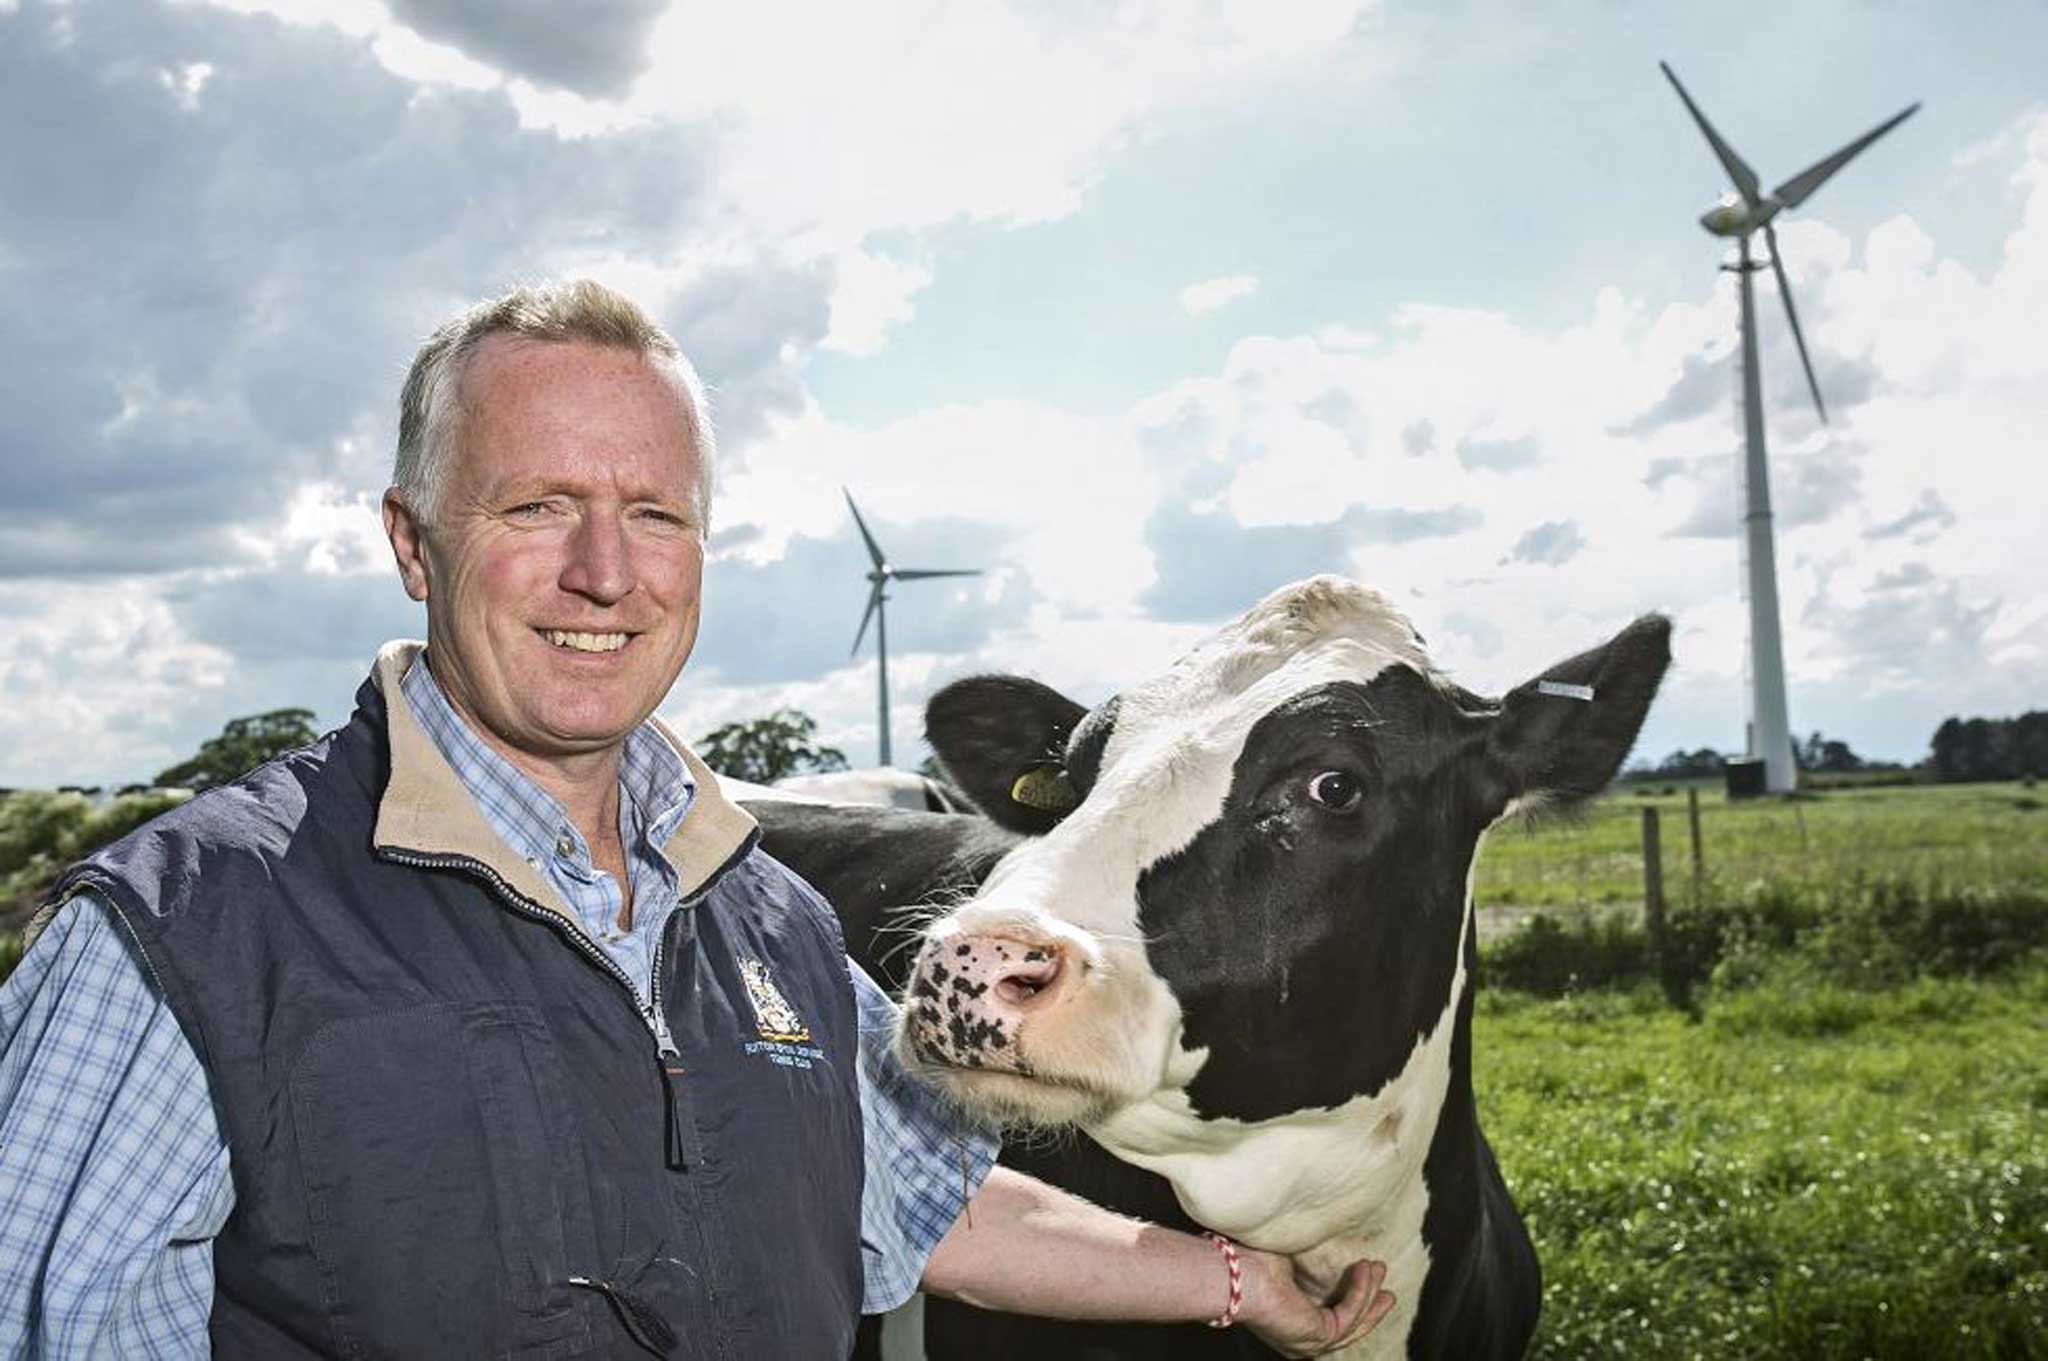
[{"xmin": 368, "ymin": 641, "xmax": 759, "ymax": 920}]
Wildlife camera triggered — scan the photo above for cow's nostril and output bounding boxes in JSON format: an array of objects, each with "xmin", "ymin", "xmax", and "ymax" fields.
[{"xmin": 993, "ymin": 951, "xmax": 1062, "ymax": 1007}]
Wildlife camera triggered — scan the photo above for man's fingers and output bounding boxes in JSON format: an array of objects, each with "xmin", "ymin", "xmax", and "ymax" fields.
[
  {"xmin": 1323, "ymin": 1258, "xmax": 1387, "ymax": 1343},
  {"xmin": 1328, "ymin": 1261, "xmax": 1394, "ymax": 1349},
  {"xmin": 1329, "ymin": 1287, "xmax": 1396, "ymax": 1350}
]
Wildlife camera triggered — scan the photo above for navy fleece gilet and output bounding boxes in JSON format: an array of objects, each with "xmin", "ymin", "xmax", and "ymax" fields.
[{"xmin": 50, "ymin": 674, "xmax": 864, "ymax": 1360}]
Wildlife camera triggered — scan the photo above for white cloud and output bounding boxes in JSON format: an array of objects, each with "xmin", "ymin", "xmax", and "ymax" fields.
[
  {"xmin": 1950, "ymin": 108, "xmax": 2039, "ymax": 170},
  {"xmin": 188, "ymin": 0, "xmax": 1374, "ymax": 297},
  {"xmin": 822, "ymin": 247, "xmax": 934, "ymax": 357},
  {"xmin": 0, "ymin": 581, "xmax": 235, "ymax": 785},
  {"xmin": 371, "ymin": 20, "xmax": 504, "ymax": 91},
  {"xmin": 185, "ymin": 0, "xmax": 388, "ymax": 39},
  {"xmin": 1179, "ymin": 274, "xmax": 1259, "ymax": 316},
  {"xmin": 156, "ymin": 60, "xmax": 215, "ymax": 110},
  {"xmin": 634, "ymin": 1, "xmax": 1373, "ymax": 243}
]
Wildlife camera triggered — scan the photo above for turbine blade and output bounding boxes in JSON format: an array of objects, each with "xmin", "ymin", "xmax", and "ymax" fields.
[
  {"xmin": 1659, "ymin": 61, "xmax": 1761, "ymax": 206},
  {"xmin": 850, "ymin": 584, "xmax": 882, "ymax": 657},
  {"xmin": 891, "ymin": 569, "xmax": 982, "ymax": 581},
  {"xmin": 1765, "ymin": 222, "xmax": 1827, "ymax": 425},
  {"xmin": 1771, "ymin": 102, "xmax": 1919, "ymax": 209},
  {"xmin": 843, "ymin": 489, "xmax": 886, "ymax": 570}
]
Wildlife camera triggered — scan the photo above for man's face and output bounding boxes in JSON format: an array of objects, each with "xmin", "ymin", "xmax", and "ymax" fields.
[{"xmin": 384, "ymin": 336, "xmax": 706, "ymax": 766}]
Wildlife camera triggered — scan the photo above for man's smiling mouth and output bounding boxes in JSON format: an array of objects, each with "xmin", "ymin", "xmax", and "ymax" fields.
[{"xmin": 541, "ymin": 629, "xmax": 630, "ymax": 653}]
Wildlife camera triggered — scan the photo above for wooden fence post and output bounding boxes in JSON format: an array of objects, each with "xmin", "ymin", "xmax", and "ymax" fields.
[
  {"xmin": 1642, "ymin": 806, "xmax": 1690, "ymax": 1012},
  {"xmin": 1641, "ymin": 806, "xmax": 1665, "ymax": 944},
  {"xmin": 1687, "ymin": 785, "xmax": 1704, "ymax": 901}
]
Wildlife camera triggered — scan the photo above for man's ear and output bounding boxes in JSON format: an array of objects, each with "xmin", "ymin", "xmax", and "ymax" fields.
[
  {"xmin": 382, "ymin": 488, "xmax": 431, "ymax": 603},
  {"xmin": 925, "ymin": 675, "xmax": 1090, "ymax": 836},
  {"xmin": 1478, "ymin": 614, "xmax": 1673, "ymax": 818}
]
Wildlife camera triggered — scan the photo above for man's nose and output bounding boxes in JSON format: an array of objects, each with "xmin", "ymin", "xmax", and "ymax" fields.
[{"xmin": 559, "ymin": 510, "xmax": 636, "ymax": 604}]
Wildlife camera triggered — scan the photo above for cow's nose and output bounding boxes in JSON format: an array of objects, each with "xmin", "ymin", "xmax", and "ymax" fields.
[
  {"xmin": 991, "ymin": 943, "xmax": 1063, "ymax": 1007},
  {"xmin": 905, "ymin": 933, "xmax": 1073, "ymax": 1072},
  {"xmin": 948, "ymin": 934, "xmax": 1070, "ymax": 1011}
]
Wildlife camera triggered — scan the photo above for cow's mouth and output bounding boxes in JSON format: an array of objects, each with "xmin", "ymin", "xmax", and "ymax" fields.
[{"xmin": 911, "ymin": 1055, "xmax": 1125, "ymax": 1128}]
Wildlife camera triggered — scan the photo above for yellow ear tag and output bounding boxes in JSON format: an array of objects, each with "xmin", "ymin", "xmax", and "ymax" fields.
[{"xmin": 1009, "ymin": 766, "xmax": 1079, "ymax": 813}]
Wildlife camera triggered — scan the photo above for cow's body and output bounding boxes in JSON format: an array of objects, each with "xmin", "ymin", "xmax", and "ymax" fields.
[
  {"xmin": 776, "ymin": 767, "xmax": 973, "ymax": 812},
  {"xmin": 751, "ymin": 576, "xmax": 1670, "ymax": 1359},
  {"xmin": 715, "ymin": 768, "xmax": 971, "ymax": 813}
]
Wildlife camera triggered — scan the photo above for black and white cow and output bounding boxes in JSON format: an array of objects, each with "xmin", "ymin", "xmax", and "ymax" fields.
[{"xmin": 752, "ymin": 576, "xmax": 1671, "ymax": 1359}]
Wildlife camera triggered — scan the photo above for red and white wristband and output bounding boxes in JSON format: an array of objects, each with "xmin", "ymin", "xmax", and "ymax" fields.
[{"xmin": 1203, "ymin": 1232, "xmax": 1244, "ymax": 1329}]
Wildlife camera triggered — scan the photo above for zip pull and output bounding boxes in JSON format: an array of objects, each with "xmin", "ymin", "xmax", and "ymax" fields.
[
  {"xmin": 568, "ymin": 1276, "xmax": 677, "ymax": 1357},
  {"xmin": 649, "ymin": 1006, "xmax": 697, "ymax": 1171}
]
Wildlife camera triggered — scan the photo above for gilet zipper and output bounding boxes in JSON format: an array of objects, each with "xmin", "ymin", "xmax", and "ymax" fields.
[{"xmin": 377, "ymin": 848, "xmax": 702, "ymax": 1170}]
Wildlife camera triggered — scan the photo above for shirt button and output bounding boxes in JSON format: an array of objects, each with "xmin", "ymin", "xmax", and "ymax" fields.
[{"xmin": 555, "ymin": 832, "xmax": 576, "ymax": 858}]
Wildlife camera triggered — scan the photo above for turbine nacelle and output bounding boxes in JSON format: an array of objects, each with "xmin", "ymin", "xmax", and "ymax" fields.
[{"xmin": 1698, "ymin": 191, "xmax": 1777, "ymax": 238}]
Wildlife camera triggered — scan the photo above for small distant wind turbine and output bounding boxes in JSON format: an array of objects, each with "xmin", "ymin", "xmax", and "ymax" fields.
[
  {"xmin": 845, "ymin": 490, "xmax": 981, "ymax": 766},
  {"xmin": 1660, "ymin": 61, "xmax": 1917, "ymax": 794}
]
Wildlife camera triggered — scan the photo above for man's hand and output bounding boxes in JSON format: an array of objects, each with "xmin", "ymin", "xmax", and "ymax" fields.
[{"xmin": 1237, "ymin": 1248, "xmax": 1396, "ymax": 1357}]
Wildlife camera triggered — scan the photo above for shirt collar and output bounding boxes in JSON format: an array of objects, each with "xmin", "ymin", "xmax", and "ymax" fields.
[
  {"xmin": 399, "ymin": 650, "xmax": 696, "ymax": 870},
  {"xmin": 369, "ymin": 640, "xmax": 755, "ymax": 910}
]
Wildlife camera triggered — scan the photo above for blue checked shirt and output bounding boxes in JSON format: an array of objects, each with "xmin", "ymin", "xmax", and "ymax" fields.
[{"xmin": 0, "ymin": 655, "xmax": 995, "ymax": 1357}]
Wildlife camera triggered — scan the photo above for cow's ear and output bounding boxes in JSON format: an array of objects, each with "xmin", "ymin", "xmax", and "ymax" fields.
[
  {"xmin": 926, "ymin": 675, "xmax": 1090, "ymax": 835},
  {"xmin": 1477, "ymin": 614, "xmax": 1672, "ymax": 817}
]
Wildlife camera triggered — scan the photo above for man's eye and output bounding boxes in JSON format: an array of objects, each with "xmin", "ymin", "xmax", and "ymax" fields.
[
  {"xmin": 1306, "ymin": 770, "xmax": 1363, "ymax": 812},
  {"xmin": 508, "ymin": 501, "xmax": 554, "ymax": 518}
]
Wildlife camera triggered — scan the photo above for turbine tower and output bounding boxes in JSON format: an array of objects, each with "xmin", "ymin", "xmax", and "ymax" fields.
[
  {"xmin": 845, "ymin": 490, "xmax": 981, "ymax": 766},
  {"xmin": 1660, "ymin": 61, "xmax": 1917, "ymax": 794}
]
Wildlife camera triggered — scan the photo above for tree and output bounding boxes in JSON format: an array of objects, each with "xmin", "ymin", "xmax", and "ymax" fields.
[
  {"xmin": 1652, "ymin": 748, "xmax": 1725, "ymax": 778},
  {"xmin": 1797, "ymin": 731, "xmax": 1865, "ymax": 774},
  {"xmin": 2, "ymin": 788, "xmax": 188, "ymax": 929},
  {"xmin": 155, "ymin": 708, "xmax": 320, "ymax": 790},
  {"xmin": 696, "ymin": 709, "xmax": 849, "ymax": 785},
  {"xmin": 1929, "ymin": 711, "xmax": 2047, "ymax": 782},
  {"xmin": 0, "ymin": 791, "xmax": 91, "ymax": 879}
]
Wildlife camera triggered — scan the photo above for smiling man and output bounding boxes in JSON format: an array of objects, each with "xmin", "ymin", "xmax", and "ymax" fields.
[{"xmin": 0, "ymin": 280, "xmax": 1392, "ymax": 1359}]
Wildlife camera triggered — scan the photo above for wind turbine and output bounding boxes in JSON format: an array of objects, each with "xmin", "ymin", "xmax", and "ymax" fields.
[
  {"xmin": 844, "ymin": 490, "xmax": 981, "ymax": 766},
  {"xmin": 1660, "ymin": 61, "xmax": 1917, "ymax": 794}
]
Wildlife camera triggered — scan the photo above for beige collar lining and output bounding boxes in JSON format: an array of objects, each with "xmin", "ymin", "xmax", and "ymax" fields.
[{"xmin": 369, "ymin": 641, "xmax": 758, "ymax": 918}]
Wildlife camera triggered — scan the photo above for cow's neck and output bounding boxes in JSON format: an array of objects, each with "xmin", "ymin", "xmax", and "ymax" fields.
[{"xmin": 1086, "ymin": 898, "xmax": 1479, "ymax": 1359}]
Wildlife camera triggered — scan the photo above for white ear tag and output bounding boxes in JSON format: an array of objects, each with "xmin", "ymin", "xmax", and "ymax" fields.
[{"xmin": 1537, "ymin": 680, "xmax": 1595, "ymax": 701}]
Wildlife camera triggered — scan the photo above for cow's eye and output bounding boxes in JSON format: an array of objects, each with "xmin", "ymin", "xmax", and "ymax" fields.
[{"xmin": 1307, "ymin": 770, "xmax": 1363, "ymax": 811}]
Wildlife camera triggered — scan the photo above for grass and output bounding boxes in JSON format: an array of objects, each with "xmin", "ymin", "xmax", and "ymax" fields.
[
  {"xmin": 1, "ymin": 779, "xmax": 2042, "ymax": 1358},
  {"xmin": 1477, "ymin": 871, "xmax": 2048, "ymax": 1002},
  {"xmin": 1477, "ymin": 961, "xmax": 2048, "ymax": 1359},
  {"xmin": 1477, "ymin": 779, "xmax": 2048, "ymax": 911}
]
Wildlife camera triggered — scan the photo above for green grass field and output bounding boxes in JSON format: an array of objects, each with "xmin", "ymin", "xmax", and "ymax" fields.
[
  {"xmin": 1476, "ymin": 779, "xmax": 2047, "ymax": 911},
  {"xmin": 1468, "ymin": 780, "xmax": 2048, "ymax": 1357},
  {"xmin": 1477, "ymin": 962, "xmax": 2048, "ymax": 1359}
]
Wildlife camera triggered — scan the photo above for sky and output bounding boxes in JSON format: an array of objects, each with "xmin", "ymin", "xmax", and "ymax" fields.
[{"xmin": 3, "ymin": 0, "xmax": 2045, "ymax": 787}]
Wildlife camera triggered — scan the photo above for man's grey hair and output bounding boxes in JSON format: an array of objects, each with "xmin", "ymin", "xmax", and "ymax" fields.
[{"xmin": 393, "ymin": 279, "xmax": 715, "ymax": 532}]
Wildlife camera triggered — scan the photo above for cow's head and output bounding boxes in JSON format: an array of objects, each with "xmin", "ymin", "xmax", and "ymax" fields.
[{"xmin": 900, "ymin": 576, "xmax": 1670, "ymax": 1137}]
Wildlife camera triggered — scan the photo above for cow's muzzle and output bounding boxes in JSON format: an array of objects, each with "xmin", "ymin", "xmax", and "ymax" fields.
[{"xmin": 903, "ymin": 932, "xmax": 1075, "ymax": 1074}]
